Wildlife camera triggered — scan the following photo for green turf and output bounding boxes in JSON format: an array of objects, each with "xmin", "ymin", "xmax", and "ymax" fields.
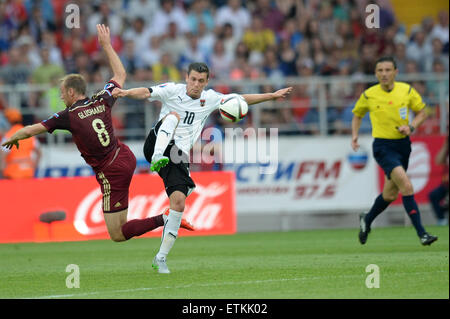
[{"xmin": 0, "ymin": 226, "xmax": 448, "ymax": 299}]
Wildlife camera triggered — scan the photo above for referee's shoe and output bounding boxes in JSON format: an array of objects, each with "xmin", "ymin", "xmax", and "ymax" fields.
[{"xmin": 359, "ymin": 212, "xmax": 370, "ymax": 245}]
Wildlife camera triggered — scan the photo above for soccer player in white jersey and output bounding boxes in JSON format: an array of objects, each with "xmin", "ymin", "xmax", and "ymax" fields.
[{"xmin": 113, "ymin": 62, "xmax": 292, "ymax": 273}]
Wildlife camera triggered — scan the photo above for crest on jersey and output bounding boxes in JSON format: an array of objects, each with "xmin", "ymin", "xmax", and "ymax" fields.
[
  {"xmin": 200, "ymin": 99, "xmax": 205, "ymax": 107},
  {"xmin": 104, "ymin": 83, "xmax": 114, "ymax": 90},
  {"xmin": 399, "ymin": 107, "xmax": 407, "ymax": 119}
]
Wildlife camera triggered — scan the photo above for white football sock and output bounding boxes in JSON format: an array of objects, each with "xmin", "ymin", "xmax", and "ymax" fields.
[
  {"xmin": 156, "ymin": 209, "xmax": 183, "ymax": 260},
  {"xmin": 153, "ymin": 114, "xmax": 178, "ymax": 157}
]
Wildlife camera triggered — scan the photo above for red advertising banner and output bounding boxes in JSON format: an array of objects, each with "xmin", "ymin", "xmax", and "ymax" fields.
[
  {"xmin": 0, "ymin": 172, "xmax": 236, "ymax": 243},
  {"xmin": 377, "ymin": 135, "xmax": 447, "ymax": 204}
]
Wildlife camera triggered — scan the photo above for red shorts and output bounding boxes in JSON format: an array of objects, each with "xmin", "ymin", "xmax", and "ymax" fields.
[{"xmin": 95, "ymin": 144, "xmax": 136, "ymax": 213}]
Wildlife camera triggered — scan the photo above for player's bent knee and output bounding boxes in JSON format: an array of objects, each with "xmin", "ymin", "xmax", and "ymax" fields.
[
  {"xmin": 109, "ymin": 231, "xmax": 126, "ymax": 242},
  {"xmin": 110, "ymin": 235, "xmax": 125, "ymax": 242},
  {"xmin": 167, "ymin": 112, "xmax": 180, "ymax": 122}
]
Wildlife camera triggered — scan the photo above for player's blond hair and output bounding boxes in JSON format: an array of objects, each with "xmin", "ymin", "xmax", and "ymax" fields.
[{"xmin": 60, "ymin": 74, "xmax": 87, "ymax": 95}]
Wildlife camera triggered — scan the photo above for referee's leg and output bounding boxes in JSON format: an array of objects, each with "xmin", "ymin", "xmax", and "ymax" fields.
[{"xmin": 390, "ymin": 166, "xmax": 427, "ymax": 236}]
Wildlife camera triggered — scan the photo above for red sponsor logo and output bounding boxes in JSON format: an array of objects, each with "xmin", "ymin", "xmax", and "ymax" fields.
[{"xmin": 0, "ymin": 172, "xmax": 236, "ymax": 243}]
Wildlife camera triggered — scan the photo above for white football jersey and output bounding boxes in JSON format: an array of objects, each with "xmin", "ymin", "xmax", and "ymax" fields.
[{"xmin": 148, "ymin": 82, "xmax": 224, "ymax": 154}]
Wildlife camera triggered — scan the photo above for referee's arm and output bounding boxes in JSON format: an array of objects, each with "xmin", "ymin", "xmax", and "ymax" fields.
[
  {"xmin": 351, "ymin": 115, "xmax": 363, "ymax": 151},
  {"xmin": 397, "ymin": 108, "xmax": 428, "ymax": 136}
]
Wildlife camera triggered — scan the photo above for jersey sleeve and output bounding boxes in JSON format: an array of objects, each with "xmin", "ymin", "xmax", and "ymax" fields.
[
  {"xmin": 352, "ymin": 91, "xmax": 370, "ymax": 118},
  {"xmin": 408, "ymin": 86, "xmax": 426, "ymax": 112},
  {"xmin": 91, "ymin": 80, "xmax": 122, "ymax": 108},
  {"xmin": 148, "ymin": 82, "xmax": 176, "ymax": 102},
  {"xmin": 208, "ymin": 89, "xmax": 225, "ymax": 111},
  {"xmin": 41, "ymin": 108, "xmax": 70, "ymax": 133}
]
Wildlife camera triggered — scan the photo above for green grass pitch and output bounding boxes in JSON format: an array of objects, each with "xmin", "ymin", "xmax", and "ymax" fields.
[{"xmin": 0, "ymin": 226, "xmax": 448, "ymax": 299}]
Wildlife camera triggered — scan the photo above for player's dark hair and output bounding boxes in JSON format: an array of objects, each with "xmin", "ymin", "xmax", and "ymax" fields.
[
  {"xmin": 188, "ymin": 62, "xmax": 210, "ymax": 79},
  {"xmin": 61, "ymin": 74, "xmax": 87, "ymax": 95},
  {"xmin": 375, "ymin": 56, "xmax": 397, "ymax": 69}
]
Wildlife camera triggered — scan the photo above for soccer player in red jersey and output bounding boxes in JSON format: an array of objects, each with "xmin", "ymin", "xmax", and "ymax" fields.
[{"xmin": 2, "ymin": 24, "xmax": 193, "ymax": 242}]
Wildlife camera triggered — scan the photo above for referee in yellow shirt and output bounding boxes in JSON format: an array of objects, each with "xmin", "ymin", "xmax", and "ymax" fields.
[{"xmin": 351, "ymin": 56, "xmax": 438, "ymax": 246}]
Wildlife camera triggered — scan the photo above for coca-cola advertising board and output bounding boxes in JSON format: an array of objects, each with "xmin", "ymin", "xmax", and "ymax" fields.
[{"xmin": 0, "ymin": 172, "xmax": 236, "ymax": 243}]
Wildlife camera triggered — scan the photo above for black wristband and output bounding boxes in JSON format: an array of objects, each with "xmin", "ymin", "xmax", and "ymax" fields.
[{"xmin": 409, "ymin": 124, "xmax": 415, "ymax": 133}]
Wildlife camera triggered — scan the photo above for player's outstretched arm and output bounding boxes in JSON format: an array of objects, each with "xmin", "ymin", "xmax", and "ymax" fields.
[
  {"xmin": 241, "ymin": 87, "xmax": 292, "ymax": 105},
  {"xmin": 112, "ymin": 87, "xmax": 151, "ymax": 100},
  {"xmin": 1, "ymin": 123, "xmax": 47, "ymax": 150},
  {"xmin": 97, "ymin": 24, "xmax": 126, "ymax": 87}
]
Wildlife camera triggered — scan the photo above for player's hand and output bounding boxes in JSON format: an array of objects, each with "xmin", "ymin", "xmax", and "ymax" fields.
[
  {"xmin": 96, "ymin": 24, "xmax": 111, "ymax": 47},
  {"xmin": 112, "ymin": 88, "xmax": 127, "ymax": 98},
  {"xmin": 2, "ymin": 139, "xmax": 19, "ymax": 150},
  {"xmin": 273, "ymin": 87, "xmax": 293, "ymax": 99},
  {"xmin": 351, "ymin": 136, "xmax": 360, "ymax": 151},
  {"xmin": 396, "ymin": 125, "xmax": 411, "ymax": 136}
]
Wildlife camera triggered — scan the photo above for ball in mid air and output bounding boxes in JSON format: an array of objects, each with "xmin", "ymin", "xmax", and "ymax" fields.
[{"xmin": 219, "ymin": 94, "xmax": 248, "ymax": 122}]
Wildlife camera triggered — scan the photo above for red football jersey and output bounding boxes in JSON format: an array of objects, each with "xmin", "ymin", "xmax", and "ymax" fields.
[{"xmin": 41, "ymin": 80, "xmax": 123, "ymax": 171}]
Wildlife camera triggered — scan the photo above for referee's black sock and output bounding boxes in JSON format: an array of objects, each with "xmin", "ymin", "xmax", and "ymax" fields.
[
  {"xmin": 365, "ymin": 194, "xmax": 391, "ymax": 227},
  {"xmin": 402, "ymin": 195, "xmax": 426, "ymax": 237}
]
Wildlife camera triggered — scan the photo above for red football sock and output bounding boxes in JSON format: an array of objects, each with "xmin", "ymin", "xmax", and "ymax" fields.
[{"xmin": 121, "ymin": 215, "xmax": 164, "ymax": 240}]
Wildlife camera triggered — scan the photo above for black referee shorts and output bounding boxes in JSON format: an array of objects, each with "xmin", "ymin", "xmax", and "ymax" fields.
[
  {"xmin": 143, "ymin": 120, "xmax": 196, "ymax": 197},
  {"xmin": 372, "ymin": 136, "xmax": 411, "ymax": 179}
]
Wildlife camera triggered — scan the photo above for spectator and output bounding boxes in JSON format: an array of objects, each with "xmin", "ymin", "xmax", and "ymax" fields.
[
  {"xmin": 120, "ymin": 39, "xmax": 138, "ymax": 75},
  {"xmin": 405, "ymin": 59, "xmax": 419, "ymax": 74},
  {"xmin": 179, "ymin": 33, "xmax": 209, "ymax": 70},
  {"xmin": 428, "ymin": 136, "xmax": 449, "ymax": 226},
  {"xmin": 337, "ymin": 82, "xmax": 372, "ymax": 135},
  {"xmin": 426, "ymin": 59, "xmax": 449, "ymax": 99},
  {"xmin": 278, "ymin": 38, "xmax": 297, "ymax": 76},
  {"xmin": 210, "ymin": 38, "xmax": 233, "ymax": 79},
  {"xmin": 27, "ymin": 6, "xmax": 55, "ymax": 45},
  {"xmin": 215, "ymin": 0, "xmax": 251, "ymax": 39},
  {"xmin": 40, "ymin": 31, "xmax": 63, "ymax": 67},
  {"xmin": 317, "ymin": 1, "xmax": 337, "ymax": 51},
  {"xmin": 15, "ymin": 34, "xmax": 41, "ymax": 70},
  {"xmin": 122, "ymin": 17, "xmax": 152, "ymax": 58},
  {"xmin": 393, "ymin": 41, "xmax": 408, "ymax": 74},
  {"xmin": 141, "ymin": 36, "xmax": 162, "ymax": 68},
  {"xmin": 150, "ymin": 0, "xmax": 190, "ymax": 37},
  {"xmin": 126, "ymin": 0, "xmax": 160, "ymax": 22},
  {"xmin": 24, "ymin": 0, "xmax": 55, "ymax": 27},
  {"xmin": 0, "ymin": 1, "xmax": 18, "ymax": 52},
  {"xmin": 0, "ymin": 46, "xmax": 31, "ymax": 109},
  {"xmin": 242, "ymin": 15, "xmax": 276, "ymax": 53},
  {"xmin": 253, "ymin": 0, "xmax": 285, "ymax": 33},
  {"xmin": 278, "ymin": 18, "xmax": 303, "ymax": 50},
  {"xmin": 87, "ymin": 1, "xmax": 123, "ymax": 36},
  {"xmin": 0, "ymin": 108, "xmax": 41, "ymax": 179},
  {"xmin": 261, "ymin": 46, "xmax": 284, "ymax": 81},
  {"xmin": 430, "ymin": 10, "xmax": 449, "ymax": 49},
  {"xmin": 258, "ymin": 84, "xmax": 281, "ymax": 128},
  {"xmin": 0, "ymin": 46, "xmax": 31, "ymax": 86},
  {"xmin": 31, "ymin": 46, "xmax": 65, "ymax": 85},
  {"xmin": 197, "ymin": 21, "xmax": 215, "ymax": 57},
  {"xmin": 160, "ymin": 22, "xmax": 188, "ymax": 65},
  {"xmin": 152, "ymin": 52, "xmax": 181, "ymax": 82},
  {"xmin": 424, "ymin": 38, "xmax": 449, "ymax": 73},
  {"xmin": 406, "ymin": 29, "xmax": 432, "ymax": 71},
  {"xmin": 290, "ymin": 84, "xmax": 312, "ymax": 124},
  {"xmin": 220, "ymin": 23, "xmax": 239, "ymax": 61},
  {"xmin": 187, "ymin": 0, "xmax": 215, "ymax": 34}
]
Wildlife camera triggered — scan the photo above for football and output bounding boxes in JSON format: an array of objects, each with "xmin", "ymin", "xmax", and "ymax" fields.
[{"xmin": 219, "ymin": 94, "xmax": 248, "ymax": 122}]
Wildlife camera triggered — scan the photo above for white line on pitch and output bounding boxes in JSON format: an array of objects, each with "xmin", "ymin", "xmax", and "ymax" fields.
[{"xmin": 28, "ymin": 270, "xmax": 447, "ymax": 299}]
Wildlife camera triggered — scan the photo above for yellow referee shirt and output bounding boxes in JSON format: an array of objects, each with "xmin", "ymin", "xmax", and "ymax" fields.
[{"xmin": 352, "ymin": 82, "xmax": 426, "ymax": 139}]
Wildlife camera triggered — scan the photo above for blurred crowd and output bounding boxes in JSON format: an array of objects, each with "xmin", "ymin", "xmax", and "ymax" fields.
[{"xmin": 0, "ymin": 0, "xmax": 448, "ymax": 138}]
